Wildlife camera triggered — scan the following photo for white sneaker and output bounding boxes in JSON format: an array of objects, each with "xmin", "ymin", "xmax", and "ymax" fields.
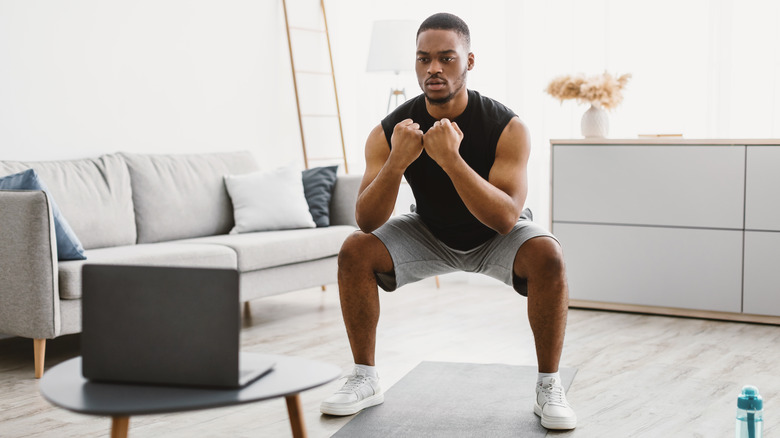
[
  {"xmin": 534, "ymin": 376, "xmax": 577, "ymax": 430},
  {"xmin": 320, "ymin": 366, "xmax": 384, "ymax": 416}
]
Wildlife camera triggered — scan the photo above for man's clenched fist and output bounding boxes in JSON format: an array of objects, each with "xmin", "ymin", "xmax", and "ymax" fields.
[
  {"xmin": 389, "ymin": 118, "xmax": 424, "ymax": 170},
  {"xmin": 423, "ymin": 118, "xmax": 463, "ymax": 170}
]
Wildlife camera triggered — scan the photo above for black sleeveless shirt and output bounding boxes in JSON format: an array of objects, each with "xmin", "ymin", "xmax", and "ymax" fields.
[{"xmin": 381, "ymin": 89, "xmax": 517, "ymax": 250}]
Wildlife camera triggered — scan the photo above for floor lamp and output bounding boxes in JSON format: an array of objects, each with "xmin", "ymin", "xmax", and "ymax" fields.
[{"xmin": 366, "ymin": 20, "xmax": 418, "ymax": 114}]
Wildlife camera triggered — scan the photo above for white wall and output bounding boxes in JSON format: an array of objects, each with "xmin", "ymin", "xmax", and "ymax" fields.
[{"xmin": 0, "ymin": 0, "xmax": 301, "ymax": 165}]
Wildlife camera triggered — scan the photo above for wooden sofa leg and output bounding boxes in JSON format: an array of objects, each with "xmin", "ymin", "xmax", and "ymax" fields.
[
  {"xmin": 321, "ymin": 285, "xmax": 326, "ymax": 291},
  {"xmin": 34, "ymin": 338, "xmax": 46, "ymax": 378}
]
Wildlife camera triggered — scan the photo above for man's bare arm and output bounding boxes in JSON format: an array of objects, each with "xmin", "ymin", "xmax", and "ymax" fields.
[
  {"xmin": 423, "ymin": 117, "xmax": 529, "ymax": 234},
  {"xmin": 355, "ymin": 120, "xmax": 424, "ymax": 232}
]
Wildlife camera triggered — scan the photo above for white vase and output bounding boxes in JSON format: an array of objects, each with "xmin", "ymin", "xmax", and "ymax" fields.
[{"xmin": 581, "ymin": 104, "xmax": 609, "ymax": 138}]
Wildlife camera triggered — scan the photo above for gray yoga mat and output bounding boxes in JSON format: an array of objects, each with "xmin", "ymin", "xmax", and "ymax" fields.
[{"xmin": 332, "ymin": 361, "xmax": 576, "ymax": 438}]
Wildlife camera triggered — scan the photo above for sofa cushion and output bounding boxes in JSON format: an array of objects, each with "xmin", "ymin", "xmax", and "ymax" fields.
[
  {"xmin": 0, "ymin": 169, "xmax": 86, "ymax": 260},
  {"xmin": 177, "ymin": 225, "xmax": 355, "ymax": 272},
  {"xmin": 225, "ymin": 166, "xmax": 316, "ymax": 233},
  {"xmin": 0, "ymin": 154, "xmax": 137, "ymax": 249},
  {"xmin": 121, "ymin": 151, "xmax": 258, "ymax": 244},
  {"xmin": 302, "ymin": 165, "xmax": 339, "ymax": 227},
  {"xmin": 57, "ymin": 243, "xmax": 238, "ymax": 299}
]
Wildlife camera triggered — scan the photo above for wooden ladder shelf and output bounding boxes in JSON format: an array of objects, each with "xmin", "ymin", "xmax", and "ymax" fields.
[{"xmin": 281, "ymin": 0, "xmax": 349, "ymax": 173}]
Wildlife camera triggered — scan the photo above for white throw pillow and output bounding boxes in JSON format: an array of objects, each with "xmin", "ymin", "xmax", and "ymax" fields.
[{"xmin": 224, "ymin": 166, "xmax": 316, "ymax": 233}]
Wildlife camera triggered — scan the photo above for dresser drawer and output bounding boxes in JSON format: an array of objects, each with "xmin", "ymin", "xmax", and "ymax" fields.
[
  {"xmin": 552, "ymin": 145, "xmax": 745, "ymax": 229},
  {"xmin": 743, "ymin": 231, "xmax": 780, "ymax": 316},
  {"xmin": 745, "ymin": 146, "xmax": 780, "ymax": 231},
  {"xmin": 554, "ymin": 222, "xmax": 743, "ymax": 312}
]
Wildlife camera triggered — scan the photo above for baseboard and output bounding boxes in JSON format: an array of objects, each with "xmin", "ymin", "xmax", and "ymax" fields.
[{"xmin": 569, "ymin": 299, "xmax": 780, "ymax": 325}]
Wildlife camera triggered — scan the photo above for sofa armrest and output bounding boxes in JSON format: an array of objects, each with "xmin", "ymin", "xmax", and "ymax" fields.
[
  {"xmin": 0, "ymin": 190, "xmax": 60, "ymax": 339},
  {"xmin": 329, "ymin": 174, "xmax": 361, "ymax": 227}
]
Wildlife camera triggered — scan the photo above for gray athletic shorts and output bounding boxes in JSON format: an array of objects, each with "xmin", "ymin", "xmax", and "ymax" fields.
[{"xmin": 371, "ymin": 208, "xmax": 558, "ymax": 296}]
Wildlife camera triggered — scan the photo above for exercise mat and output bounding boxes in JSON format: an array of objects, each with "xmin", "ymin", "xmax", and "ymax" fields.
[{"xmin": 332, "ymin": 361, "xmax": 577, "ymax": 437}]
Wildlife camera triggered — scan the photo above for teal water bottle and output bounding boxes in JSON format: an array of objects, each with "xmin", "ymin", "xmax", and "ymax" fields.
[{"xmin": 736, "ymin": 385, "xmax": 763, "ymax": 438}]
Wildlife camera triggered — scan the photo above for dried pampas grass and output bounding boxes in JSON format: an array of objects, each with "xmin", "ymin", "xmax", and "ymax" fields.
[{"xmin": 546, "ymin": 72, "xmax": 631, "ymax": 110}]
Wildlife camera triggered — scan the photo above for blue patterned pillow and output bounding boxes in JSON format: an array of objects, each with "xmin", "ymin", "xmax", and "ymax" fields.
[
  {"xmin": 302, "ymin": 166, "xmax": 339, "ymax": 227},
  {"xmin": 0, "ymin": 168, "xmax": 86, "ymax": 260}
]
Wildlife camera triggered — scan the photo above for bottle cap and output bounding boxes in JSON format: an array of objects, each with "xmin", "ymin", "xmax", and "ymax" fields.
[{"xmin": 738, "ymin": 385, "xmax": 763, "ymax": 410}]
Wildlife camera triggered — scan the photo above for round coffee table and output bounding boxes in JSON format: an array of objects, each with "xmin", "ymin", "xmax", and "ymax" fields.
[{"xmin": 39, "ymin": 353, "xmax": 341, "ymax": 437}]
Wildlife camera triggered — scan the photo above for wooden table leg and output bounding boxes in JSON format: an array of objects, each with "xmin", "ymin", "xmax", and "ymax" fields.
[
  {"xmin": 111, "ymin": 416, "xmax": 130, "ymax": 438},
  {"xmin": 285, "ymin": 394, "xmax": 307, "ymax": 438}
]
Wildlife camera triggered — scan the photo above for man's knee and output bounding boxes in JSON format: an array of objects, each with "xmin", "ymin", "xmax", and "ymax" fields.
[
  {"xmin": 338, "ymin": 231, "xmax": 393, "ymax": 272},
  {"xmin": 338, "ymin": 232, "xmax": 369, "ymax": 266},
  {"xmin": 514, "ymin": 236, "xmax": 566, "ymax": 279}
]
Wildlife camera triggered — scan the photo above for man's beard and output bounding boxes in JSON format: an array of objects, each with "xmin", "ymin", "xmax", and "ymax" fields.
[{"xmin": 424, "ymin": 66, "xmax": 468, "ymax": 106}]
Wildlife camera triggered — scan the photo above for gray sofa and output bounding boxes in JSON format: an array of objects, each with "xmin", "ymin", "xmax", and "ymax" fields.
[{"xmin": 0, "ymin": 151, "xmax": 360, "ymax": 377}]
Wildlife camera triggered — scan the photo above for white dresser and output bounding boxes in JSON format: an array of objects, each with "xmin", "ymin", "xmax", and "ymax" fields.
[{"xmin": 551, "ymin": 139, "xmax": 780, "ymax": 324}]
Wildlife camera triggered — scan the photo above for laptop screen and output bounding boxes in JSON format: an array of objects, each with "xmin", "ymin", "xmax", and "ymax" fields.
[{"xmin": 81, "ymin": 264, "xmax": 242, "ymax": 387}]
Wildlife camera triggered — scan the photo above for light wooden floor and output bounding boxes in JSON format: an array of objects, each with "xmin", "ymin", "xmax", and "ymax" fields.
[{"xmin": 1, "ymin": 278, "xmax": 778, "ymax": 437}]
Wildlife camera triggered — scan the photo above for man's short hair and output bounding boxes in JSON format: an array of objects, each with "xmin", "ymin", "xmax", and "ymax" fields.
[{"xmin": 417, "ymin": 12, "xmax": 471, "ymax": 50}]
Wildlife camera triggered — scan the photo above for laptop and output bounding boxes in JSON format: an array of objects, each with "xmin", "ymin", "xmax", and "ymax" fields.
[{"xmin": 81, "ymin": 264, "xmax": 275, "ymax": 388}]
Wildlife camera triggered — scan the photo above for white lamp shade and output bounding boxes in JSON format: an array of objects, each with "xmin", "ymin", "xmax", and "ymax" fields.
[{"xmin": 366, "ymin": 20, "xmax": 419, "ymax": 74}]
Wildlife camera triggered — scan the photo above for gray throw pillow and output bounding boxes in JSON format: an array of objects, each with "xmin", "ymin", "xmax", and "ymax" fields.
[{"xmin": 302, "ymin": 165, "xmax": 339, "ymax": 227}]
